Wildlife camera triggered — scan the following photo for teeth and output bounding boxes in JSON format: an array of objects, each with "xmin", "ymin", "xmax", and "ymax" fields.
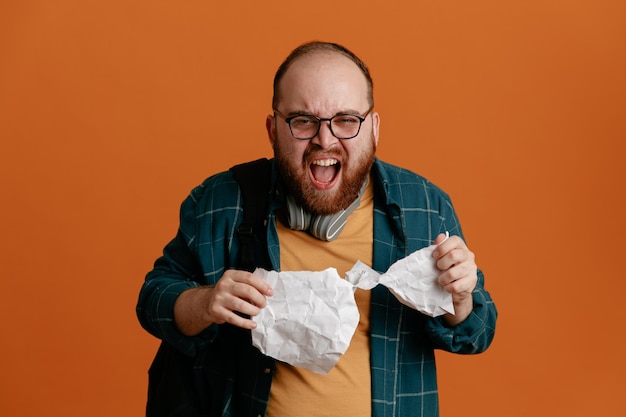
[{"xmin": 312, "ymin": 159, "xmax": 338, "ymax": 167}]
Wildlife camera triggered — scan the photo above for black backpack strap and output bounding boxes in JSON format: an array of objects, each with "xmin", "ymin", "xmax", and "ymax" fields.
[{"xmin": 229, "ymin": 158, "xmax": 273, "ymax": 272}]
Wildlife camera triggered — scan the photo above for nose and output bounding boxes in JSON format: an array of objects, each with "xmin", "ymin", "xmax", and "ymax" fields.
[{"xmin": 311, "ymin": 121, "xmax": 338, "ymax": 149}]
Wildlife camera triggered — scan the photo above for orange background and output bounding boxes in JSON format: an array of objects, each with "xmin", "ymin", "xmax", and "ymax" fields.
[{"xmin": 1, "ymin": 1, "xmax": 624, "ymax": 416}]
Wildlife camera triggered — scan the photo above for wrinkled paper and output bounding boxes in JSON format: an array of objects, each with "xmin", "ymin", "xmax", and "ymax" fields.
[
  {"xmin": 345, "ymin": 237, "xmax": 455, "ymax": 317},
  {"xmin": 251, "ymin": 237, "xmax": 454, "ymax": 374},
  {"xmin": 252, "ymin": 268, "xmax": 359, "ymax": 374}
]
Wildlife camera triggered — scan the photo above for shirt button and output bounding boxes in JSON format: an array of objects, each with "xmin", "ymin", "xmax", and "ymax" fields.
[{"xmin": 264, "ymin": 367, "xmax": 271, "ymax": 374}]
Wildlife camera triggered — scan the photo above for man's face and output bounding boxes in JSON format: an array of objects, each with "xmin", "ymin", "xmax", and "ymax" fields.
[{"xmin": 266, "ymin": 52, "xmax": 380, "ymax": 215}]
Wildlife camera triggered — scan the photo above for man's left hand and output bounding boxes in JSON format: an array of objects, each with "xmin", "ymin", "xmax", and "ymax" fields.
[{"xmin": 432, "ymin": 233, "xmax": 477, "ymax": 325}]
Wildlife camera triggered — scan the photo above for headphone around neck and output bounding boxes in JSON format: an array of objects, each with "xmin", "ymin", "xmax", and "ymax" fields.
[{"xmin": 284, "ymin": 180, "xmax": 367, "ymax": 241}]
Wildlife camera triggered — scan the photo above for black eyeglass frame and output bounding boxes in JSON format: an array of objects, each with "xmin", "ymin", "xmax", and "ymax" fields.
[{"xmin": 273, "ymin": 107, "xmax": 373, "ymax": 140}]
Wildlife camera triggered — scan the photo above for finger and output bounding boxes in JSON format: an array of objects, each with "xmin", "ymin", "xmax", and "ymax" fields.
[
  {"xmin": 216, "ymin": 271, "xmax": 270, "ymax": 308},
  {"xmin": 228, "ymin": 269, "xmax": 274, "ymax": 297},
  {"xmin": 441, "ymin": 277, "xmax": 476, "ymax": 301},
  {"xmin": 207, "ymin": 291, "xmax": 263, "ymax": 326},
  {"xmin": 436, "ymin": 247, "xmax": 473, "ymax": 271},
  {"xmin": 432, "ymin": 235, "xmax": 465, "ymax": 258},
  {"xmin": 437, "ymin": 263, "xmax": 476, "ymax": 287},
  {"xmin": 218, "ymin": 307, "xmax": 259, "ymax": 330},
  {"xmin": 205, "ymin": 270, "xmax": 275, "ymax": 330},
  {"xmin": 433, "ymin": 233, "xmax": 447, "ymax": 245},
  {"xmin": 231, "ymin": 316, "xmax": 259, "ymax": 330},
  {"xmin": 214, "ymin": 278, "xmax": 269, "ymax": 312}
]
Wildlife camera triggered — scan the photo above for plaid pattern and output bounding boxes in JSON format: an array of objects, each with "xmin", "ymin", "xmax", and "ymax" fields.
[{"xmin": 137, "ymin": 158, "xmax": 497, "ymax": 417}]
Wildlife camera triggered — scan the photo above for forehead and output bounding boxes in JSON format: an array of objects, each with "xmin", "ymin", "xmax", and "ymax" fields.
[{"xmin": 276, "ymin": 51, "xmax": 369, "ymax": 111}]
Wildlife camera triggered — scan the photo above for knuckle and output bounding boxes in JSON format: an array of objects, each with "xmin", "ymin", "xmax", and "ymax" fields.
[
  {"xmin": 233, "ymin": 297, "xmax": 258, "ymax": 316},
  {"xmin": 448, "ymin": 267, "xmax": 464, "ymax": 282},
  {"xmin": 437, "ymin": 271, "xmax": 451, "ymax": 286},
  {"xmin": 451, "ymin": 248, "xmax": 465, "ymax": 263}
]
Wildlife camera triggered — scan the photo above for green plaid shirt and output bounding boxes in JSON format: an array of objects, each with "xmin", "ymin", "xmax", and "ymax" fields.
[{"xmin": 137, "ymin": 158, "xmax": 497, "ymax": 417}]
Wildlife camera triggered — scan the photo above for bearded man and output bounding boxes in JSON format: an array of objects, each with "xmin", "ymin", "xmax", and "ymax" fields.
[{"xmin": 137, "ymin": 41, "xmax": 497, "ymax": 417}]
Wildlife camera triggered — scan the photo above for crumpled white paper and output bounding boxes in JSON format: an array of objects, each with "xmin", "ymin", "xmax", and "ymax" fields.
[
  {"xmin": 345, "ymin": 238, "xmax": 455, "ymax": 317},
  {"xmin": 251, "ymin": 237, "xmax": 454, "ymax": 374},
  {"xmin": 251, "ymin": 268, "xmax": 359, "ymax": 374}
]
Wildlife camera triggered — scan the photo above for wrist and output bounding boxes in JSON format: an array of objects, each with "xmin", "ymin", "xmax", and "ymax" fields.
[
  {"xmin": 174, "ymin": 286, "xmax": 215, "ymax": 336},
  {"xmin": 443, "ymin": 295, "xmax": 473, "ymax": 326}
]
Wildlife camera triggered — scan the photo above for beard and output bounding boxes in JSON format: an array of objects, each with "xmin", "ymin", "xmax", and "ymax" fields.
[{"xmin": 274, "ymin": 134, "xmax": 376, "ymax": 216}]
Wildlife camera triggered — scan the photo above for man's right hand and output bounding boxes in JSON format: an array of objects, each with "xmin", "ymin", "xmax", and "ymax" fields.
[{"xmin": 173, "ymin": 270, "xmax": 274, "ymax": 336}]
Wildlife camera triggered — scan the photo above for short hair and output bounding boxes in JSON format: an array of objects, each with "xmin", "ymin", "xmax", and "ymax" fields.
[{"xmin": 272, "ymin": 41, "xmax": 374, "ymax": 110}]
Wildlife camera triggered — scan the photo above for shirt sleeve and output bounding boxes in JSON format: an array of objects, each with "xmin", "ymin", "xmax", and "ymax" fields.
[
  {"xmin": 136, "ymin": 185, "xmax": 219, "ymax": 357},
  {"xmin": 424, "ymin": 268, "xmax": 497, "ymax": 353}
]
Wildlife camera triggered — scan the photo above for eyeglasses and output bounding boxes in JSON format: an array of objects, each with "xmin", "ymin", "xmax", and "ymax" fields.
[{"xmin": 273, "ymin": 107, "xmax": 372, "ymax": 140}]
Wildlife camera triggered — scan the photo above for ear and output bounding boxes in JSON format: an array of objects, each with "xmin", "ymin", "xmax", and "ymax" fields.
[
  {"xmin": 371, "ymin": 111, "xmax": 380, "ymax": 146},
  {"xmin": 266, "ymin": 114, "xmax": 277, "ymax": 146}
]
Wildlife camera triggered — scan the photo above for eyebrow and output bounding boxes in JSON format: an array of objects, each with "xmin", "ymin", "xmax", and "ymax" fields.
[{"xmin": 285, "ymin": 109, "xmax": 364, "ymax": 117}]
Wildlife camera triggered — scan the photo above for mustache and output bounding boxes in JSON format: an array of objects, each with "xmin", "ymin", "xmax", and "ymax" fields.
[{"xmin": 304, "ymin": 145, "xmax": 344, "ymax": 160}]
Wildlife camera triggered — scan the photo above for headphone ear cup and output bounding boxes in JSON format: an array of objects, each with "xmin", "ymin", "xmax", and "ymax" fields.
[
  {"xmin": 309, "ymin": 209, "xmax": 349, "ymax": 241},
  {"xmin": 285, "ymin": 194, "xmax": 312, "ymax": 231}
]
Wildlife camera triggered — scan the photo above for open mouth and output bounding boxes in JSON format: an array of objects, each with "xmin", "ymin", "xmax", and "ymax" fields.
[{"xmin": 309, "ymin": 158, "xmax": 340, "ymax": 189}]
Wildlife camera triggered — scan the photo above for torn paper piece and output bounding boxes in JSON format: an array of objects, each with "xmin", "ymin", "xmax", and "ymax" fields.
[
  {"xmin": 382, "ymin": 242, "xmax": 455, "ymax": 316},
  {"xmin": 251, "ymin": 268, "xmax": 359, "ymax": 374},
  {"xmin": 346, "ymin": 241, "xmax": 454, "ymax": 317}
]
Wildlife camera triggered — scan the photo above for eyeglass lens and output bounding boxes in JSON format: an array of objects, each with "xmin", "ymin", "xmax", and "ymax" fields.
[{"xmin": 289, "ymin": 115, "xmax": 363, "ymax": 140}]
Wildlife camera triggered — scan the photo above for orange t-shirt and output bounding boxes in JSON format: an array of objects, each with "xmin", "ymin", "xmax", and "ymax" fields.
[{"xmin": 266, "ymin": 179, "xmax": 374, "ymax": 417}]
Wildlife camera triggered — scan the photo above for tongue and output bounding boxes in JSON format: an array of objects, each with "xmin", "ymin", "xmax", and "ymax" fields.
[{"xmin": 311, "ymin": 164, "xmax": 336, "ymax": 184}]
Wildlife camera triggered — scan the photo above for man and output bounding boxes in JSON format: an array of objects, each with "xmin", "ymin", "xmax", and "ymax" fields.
[{"xmin": 137, "ymin": 41, "xmax": 497, "ymax": 417}]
